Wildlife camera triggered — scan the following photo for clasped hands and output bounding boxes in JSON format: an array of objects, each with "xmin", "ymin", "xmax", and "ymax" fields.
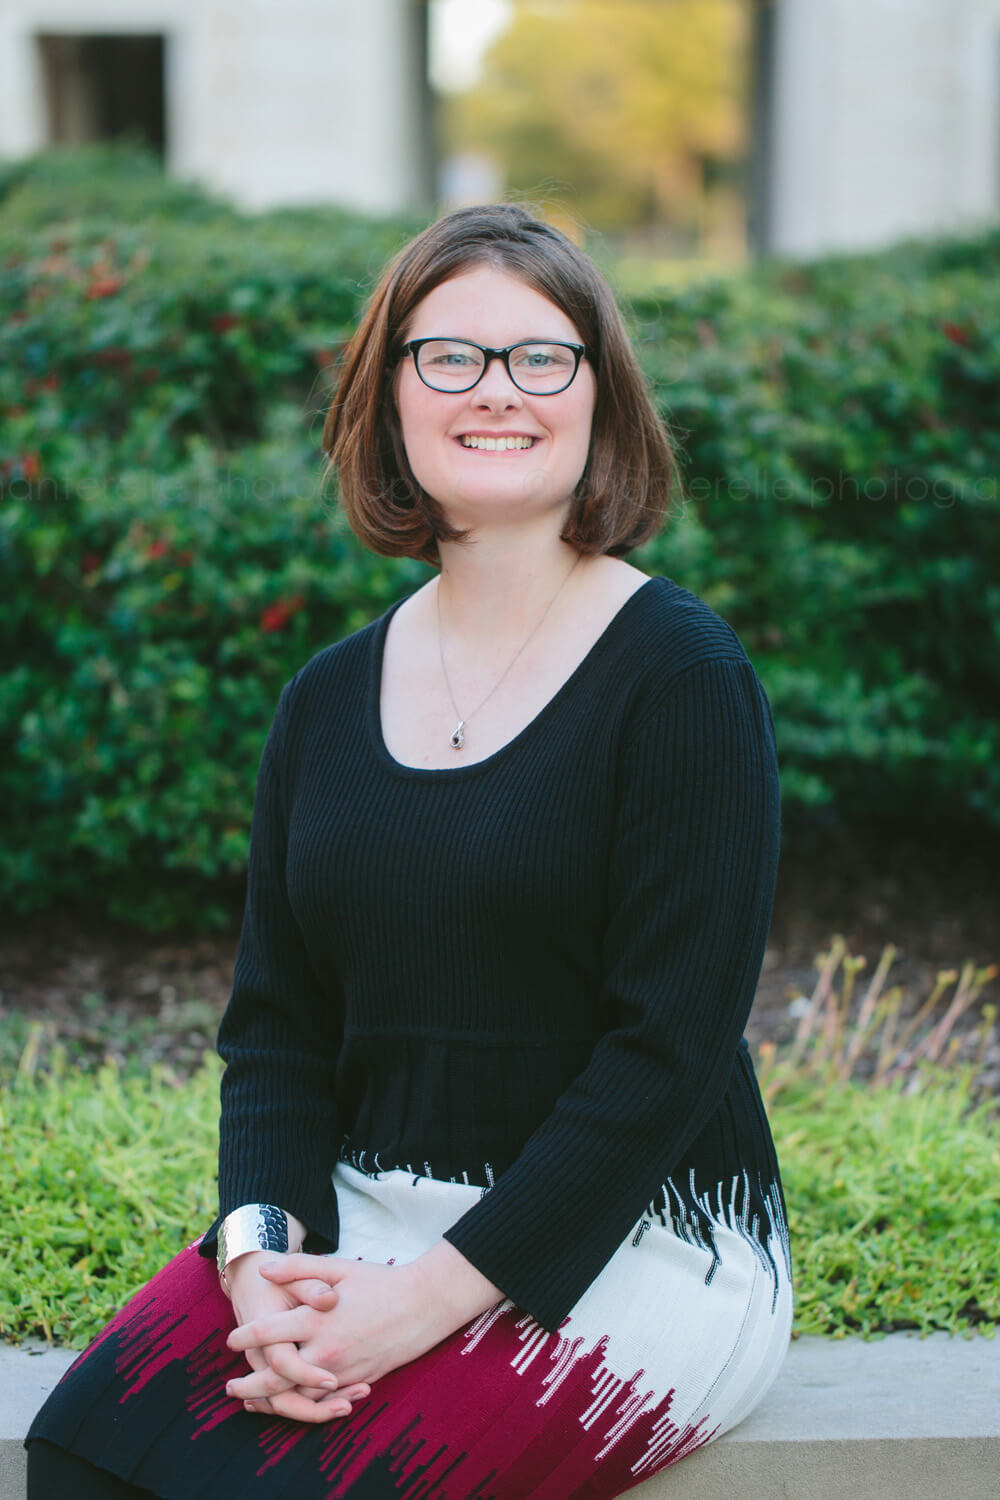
[{"xmin": 223, "ymin": 1249, "xmax": 479, "ymax": 1424}]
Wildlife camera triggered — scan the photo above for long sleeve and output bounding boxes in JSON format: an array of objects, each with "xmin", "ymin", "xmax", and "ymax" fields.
[
  {"xmin": 441, "ymin": 654, "xmax": 782, "ymax": 1333},
  {"xmin": 197, "ymin": 672, "xmax": 344, "ymax": 1262}
]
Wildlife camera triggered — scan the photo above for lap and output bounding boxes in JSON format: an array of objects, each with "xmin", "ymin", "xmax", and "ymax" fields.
[{"xmin": 26, "ymin": 1164, "xmax": 792, "ymax": 1499}]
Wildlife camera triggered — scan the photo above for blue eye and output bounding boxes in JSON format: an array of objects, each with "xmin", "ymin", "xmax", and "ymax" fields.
[{"xmin": 511, "ymin": 345, "xmax": 573, "ymax": 371}]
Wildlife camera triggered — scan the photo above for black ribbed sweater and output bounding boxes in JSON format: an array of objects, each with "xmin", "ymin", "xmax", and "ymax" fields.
[{"xmin": 197, "ymin": 573, "xmax": 786, "ymax": 1335}]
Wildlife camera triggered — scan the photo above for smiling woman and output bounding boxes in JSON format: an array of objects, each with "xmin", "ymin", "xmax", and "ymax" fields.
[
  {"xmin": 323, "ymin": 202, "xmax": 680, "ymax": 565},
  {"xmin": 390, "ymin": 264, "xmax": 599, "ymax": 528},
  {"xmin": 26, "ymin": 203, "xmax": 791, "ymax": 1500}
]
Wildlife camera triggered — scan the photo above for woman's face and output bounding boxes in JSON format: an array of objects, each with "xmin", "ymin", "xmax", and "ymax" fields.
[{"xmin": 392, "ymin": 265, "xmax": 597, "ymax": 528}]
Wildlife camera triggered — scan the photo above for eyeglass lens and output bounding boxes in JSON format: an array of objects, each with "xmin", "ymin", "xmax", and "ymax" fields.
[{"xmin": 414, "ymin": 341, "xmax": 578, "ymax": 394}]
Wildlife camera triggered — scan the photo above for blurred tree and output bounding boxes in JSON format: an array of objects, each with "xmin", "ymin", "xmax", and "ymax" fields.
[{"xmin": 443, "ymin": 0, "xmax": 749, "ymax": 238}]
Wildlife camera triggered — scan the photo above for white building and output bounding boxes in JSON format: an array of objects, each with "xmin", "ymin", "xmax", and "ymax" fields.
[
  {"xmin": 0, "ymin": 0, "xmax": 433, "ymax": 215},
  {"xmin": 751, "ymin": 0, "xmax": 1000, "ymax": 256},
  {"xmin": 0, "ymin": 0, "xmax": 997, "ymax": 256}
]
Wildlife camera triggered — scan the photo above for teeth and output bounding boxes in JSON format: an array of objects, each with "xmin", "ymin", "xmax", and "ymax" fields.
[{"xmin": 459, "ymin": 435, "xmax": 534, "ymax": 450}]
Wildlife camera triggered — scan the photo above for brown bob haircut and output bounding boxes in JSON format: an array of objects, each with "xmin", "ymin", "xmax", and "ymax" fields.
[{"xmin": 322, "ymin": 202, "xmax": 683, "ymax": 566}]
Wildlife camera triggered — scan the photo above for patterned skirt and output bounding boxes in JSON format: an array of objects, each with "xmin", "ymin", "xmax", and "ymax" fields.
[{"xmin": 26, "ymin": 1160, "xmax": 793, "ymax": 1499}]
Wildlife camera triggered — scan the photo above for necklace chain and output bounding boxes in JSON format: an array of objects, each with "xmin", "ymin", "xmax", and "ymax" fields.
[{"xmin": 436, "ymin": 554, "xmax": 584, "ymax": 750}]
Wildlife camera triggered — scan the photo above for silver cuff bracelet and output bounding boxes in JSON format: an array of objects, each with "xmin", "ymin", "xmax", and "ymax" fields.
[{"xmin": 217, "ymin": 1203, "xmax": 290, "ymax": 1280}]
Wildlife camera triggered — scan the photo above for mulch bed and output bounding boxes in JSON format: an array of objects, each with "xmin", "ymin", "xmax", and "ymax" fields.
[{"xmin": 2, "ymin": 822, "xmax": 997, "ymax": 1089}]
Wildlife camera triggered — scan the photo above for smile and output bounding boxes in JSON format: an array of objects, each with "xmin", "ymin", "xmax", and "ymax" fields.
[{"xmin": 456, "ymin": 435, "xmax": 538, "ymax": 451}]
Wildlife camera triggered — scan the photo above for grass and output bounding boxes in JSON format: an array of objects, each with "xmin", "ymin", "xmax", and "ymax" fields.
[
  {"xmin": 775, "ymin": 1075, "xmax": 999, "ymax": 1338},
  {"xmin": 1, "ymin": 1052, "xmax": 220, "ymax": 1346},
  {"xmin": 1, "ymin": 937, "xmax": 997, "ymax": 1348},
  {"xmin": 760, "ymin": 937, "xmax": 999, "ymax": 1339}
]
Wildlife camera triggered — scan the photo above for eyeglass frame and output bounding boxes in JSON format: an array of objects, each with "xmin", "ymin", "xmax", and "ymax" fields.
[{"xmin": 397, "ymin": 337, "xmax": 591, "ymax": 396}]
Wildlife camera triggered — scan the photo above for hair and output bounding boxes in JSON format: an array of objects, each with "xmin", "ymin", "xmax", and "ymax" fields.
[{"xmin": 322, "ymin": 202, "xmax": 684, "ymax": 566}]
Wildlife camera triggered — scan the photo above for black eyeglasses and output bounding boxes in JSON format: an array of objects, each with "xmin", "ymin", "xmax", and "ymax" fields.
[{"xmin": 399, "ymin": 338, "xmax": 589, "ymax": 395}]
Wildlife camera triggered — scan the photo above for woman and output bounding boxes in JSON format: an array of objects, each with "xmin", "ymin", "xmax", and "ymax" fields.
[{"xmin": 26, "ymin": 202, "xmax": 792, "ymax": 1498}]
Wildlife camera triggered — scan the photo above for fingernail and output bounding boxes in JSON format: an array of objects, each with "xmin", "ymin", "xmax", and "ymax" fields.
[
  {"xmin": 244, "ymin": 1401, "xmax": 255, "ymax": 1412},
  {"xmin": 321, "ymin": 1379, "xmax": 338, "ymax": 1390}
]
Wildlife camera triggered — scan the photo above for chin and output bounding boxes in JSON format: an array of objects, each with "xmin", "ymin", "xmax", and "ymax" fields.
[{"xmin": 448, "ymin": 472, "xmax": 563, "ymax": 510}]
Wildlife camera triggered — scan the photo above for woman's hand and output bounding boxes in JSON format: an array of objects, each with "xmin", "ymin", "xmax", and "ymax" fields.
[
  {"xmin": 226, "ymin": 1253, "xmax": 464, "ymax": 1397},
  {"xmin": 223, "ymin": 1252, "xmax": 372, "ymax": 1422}
]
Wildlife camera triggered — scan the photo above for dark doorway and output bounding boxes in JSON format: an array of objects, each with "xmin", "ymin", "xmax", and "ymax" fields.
[{"xmin": 36, "ymin": 33, "xmax": 166, "ymax": 157}]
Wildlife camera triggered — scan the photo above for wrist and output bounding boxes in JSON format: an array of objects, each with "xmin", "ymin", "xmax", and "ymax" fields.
[
  {"xmin": 219, "ymin": 1249, "xmax": 274, "ymax": 1300},
  {"xmin": 403, "ymin": 1241, "xmax": 506, "ymax": 1333},
  {"xmin": 216, "ymin": 1204, "xmax": 306, "ymax": 1296}
]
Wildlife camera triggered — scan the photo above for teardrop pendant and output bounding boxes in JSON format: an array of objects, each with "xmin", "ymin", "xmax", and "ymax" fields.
[{"xmin": 449, "ymin": 720, "xmax": 466, "ymax": 750}]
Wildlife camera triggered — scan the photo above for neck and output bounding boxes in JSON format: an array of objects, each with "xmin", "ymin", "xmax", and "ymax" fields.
[{"xmin": 434, "ymin": 536, "xmax": 594, "ymax": 645}]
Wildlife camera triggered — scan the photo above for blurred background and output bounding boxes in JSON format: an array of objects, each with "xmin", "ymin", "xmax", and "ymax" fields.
[
  {"xmin": 1, "ymin": 0, "xmax": 998, "ymax": 1132},
  {"xmin": 3, "ymin": 0, "xmax": 999, "ymax": 268}
]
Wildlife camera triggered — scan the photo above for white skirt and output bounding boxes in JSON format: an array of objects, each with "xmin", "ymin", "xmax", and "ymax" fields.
[{"xmin": 327, "ymin": 1158, "xmax": 794, "ymax": 1491}]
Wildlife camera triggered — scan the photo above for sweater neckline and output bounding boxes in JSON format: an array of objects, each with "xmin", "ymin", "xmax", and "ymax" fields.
[{"xmin": 367, "ymin": 574, "xmax": 666, "ymax": 781}]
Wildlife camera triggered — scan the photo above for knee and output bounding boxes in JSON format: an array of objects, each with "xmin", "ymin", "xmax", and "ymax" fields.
[{"xmin": 27, "ymin": 1438, "xmax": 149, "ymax": 1499}]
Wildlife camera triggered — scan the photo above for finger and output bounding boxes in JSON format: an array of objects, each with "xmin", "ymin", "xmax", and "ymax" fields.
[
  {"xmin": 242, "ymin": 1379, "xmax": 369, "ymax": 1418},
  {"xmin": 254, "ymin": 1388, "xmax": 353, "ymax": 1424},
  {"xmin": 259, "ymin": 1255, "xmax": 349, "ymax": 1285},
  {"xmin": 230, "ymin": 1369, "xmax": 285, "ymax": 1401},
  {"xmin": 229, "ymin": 1351, "xmax": 307, "ymax": 1402},
  {"xmin": 286, "ymin": 1281, "xmax": 340, "ymax": 1311},
  {"xmin": 255, "ymin": 1342, "xmax": 341, "ymax": 1393},
  {"xmin": 242, "ymin": 1398, "xmax": 276, "ymax": 1416},
  {"xmin": 274, "ymin": 1277, "xmax": 339, "ymax": 1310},
  {"xmin": 297, "ymin": 1380, "xmax": 371, "ymax": 1403},
  {"xmin": 227, "ymin": 1306, "xmax": 315, "ymax": 1352},
  {"xmin": 239, "ymin": 1345, "xmax": 295, "ymax": 1396}
]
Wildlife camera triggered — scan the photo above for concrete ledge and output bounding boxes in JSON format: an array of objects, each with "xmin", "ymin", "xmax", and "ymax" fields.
[{"xmin": 3, "ymin": 1331, "xmax": 998, "ymax": 1499}]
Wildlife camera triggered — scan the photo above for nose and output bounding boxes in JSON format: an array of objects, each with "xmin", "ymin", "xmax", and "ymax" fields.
[{"xmin": 472, "ymin": 354, "xmax": 523, "ymax": 408}]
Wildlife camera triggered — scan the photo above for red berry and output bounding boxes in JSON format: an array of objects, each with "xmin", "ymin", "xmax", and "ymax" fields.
[
  {"xmin": 941, "ymin": 321, "xmax": 972, "ymax": 347},
  {"xmin": 260, "ymin": 603, "xmax": 291, "ymax": 633},
  {"xmin": 86, "ymin": 276, "xmax": 125, "ymax": 299}
]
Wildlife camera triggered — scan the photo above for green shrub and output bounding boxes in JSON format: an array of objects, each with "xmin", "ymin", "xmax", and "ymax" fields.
[
  {"xmin": 3, "ymin": 144, "xmax": 999, "ymax": 929},
  {"xmin": 627, "ymin": 248, "xmax": 1000, "ymax": 831},
  {"xmin": 0, "ymin": 200, "xmax": 415, "ymax": 460},
  {"xmin": 2, "ymin": 412, "xmax": 431, "ymax": 929},
  {"xmin": 2, "ymin": 1041, "xmax": 997, "ymax": 1348}
]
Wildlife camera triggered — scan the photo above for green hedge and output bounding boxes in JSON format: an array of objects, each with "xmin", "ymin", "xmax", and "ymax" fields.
[
  {"xmin": 2, "ymin": 1052, "xmax": 997, "ymax": 1347},
  {"xmin": 625, "ymin": 237, "xmax": 999, "ymax": 828},
  {"xmin": 2, "ymin": 420, "xmax": 428, "ymax": 929},
  {"xmin": 0, "ymin": 147, "xmax": 433, "ymax": 928},
  {"xmin": 2, "ymin": 144, "xmax": 998, "ymax": 929}
]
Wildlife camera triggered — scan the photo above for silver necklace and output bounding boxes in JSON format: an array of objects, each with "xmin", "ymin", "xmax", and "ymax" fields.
[{"xmin": 437, "ymin": 554, "xmax": 584, "ymax": 750}]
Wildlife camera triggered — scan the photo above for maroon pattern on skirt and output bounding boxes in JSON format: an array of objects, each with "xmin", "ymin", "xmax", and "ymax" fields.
[{"xmin": 28, "ymin": 1240, "xmax": 714, "ymax": 1498}]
